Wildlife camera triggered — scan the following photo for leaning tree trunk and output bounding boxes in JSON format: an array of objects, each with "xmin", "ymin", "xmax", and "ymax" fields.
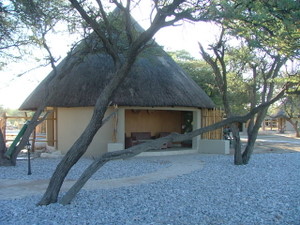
[
  {"xmin": 59, "ymin": 135, "xmax": 179, "ymax": 205},
  {"xmin": 60, "ymin": 96, "xmax": 285, "ymax": 204},
  {"xmin": 286, "ymin": 119, "xmax": 300, "ymax": 137},
  {"xmin": 59, "ymin": 116, "xmax": 251, "ymax": 204},
  {"xmin": 242, "ymin": 129, "xmax": 260, "ymax": 164},
  {"xmin": 38, "ymin": 64, "xmax": 132, "ymax": 205},
  {"xmin": 296, "ymin": 121, "xmax": 300, "ymax": 138},
  {"xmin": 10, "ymin": 109, "xmax": 45, "ymax": 165},
  {"xmin": 0, "ymin": 129, "xmax": 5, "ymax": 155},
  {"xmin": 230, "ymin": 123, "xmax": 243, "ymax": 165},
  {"xmin": 38, "ymin": 110, "xmax": 107, "ymax": 205},
  {"xmin": 42, "ymin": 89, "xmax": 286, "ymax": 205},
  {"xmin": 37, "ymin": 12, "xmax": 168, "ymax": 203},
  {"xmin": 242, "ymin": 108, "xmax": 268, "ymax": 164},
  {"xmin": 0, "ymin": 128, "xmax": 12, "ymax": 166}
]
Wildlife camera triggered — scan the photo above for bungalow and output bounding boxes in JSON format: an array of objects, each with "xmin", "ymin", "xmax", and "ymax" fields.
[{"xmin": 20, "ymin": 10, "xmax": 227, "ymax": 157}]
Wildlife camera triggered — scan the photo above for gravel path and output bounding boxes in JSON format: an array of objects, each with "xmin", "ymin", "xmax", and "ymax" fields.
[
  {"xmin": 0, "ymin": 157, "xmax": 171, "ymax": 180},
  {"xmin": 0, "ymin": 153, "xmax": 300, "ymax": 225}
]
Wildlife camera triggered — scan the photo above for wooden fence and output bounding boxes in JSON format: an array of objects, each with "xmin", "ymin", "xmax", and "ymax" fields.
[{"xmin": 201, "ymin": 108, "xmax": 224, "ymax": 140}]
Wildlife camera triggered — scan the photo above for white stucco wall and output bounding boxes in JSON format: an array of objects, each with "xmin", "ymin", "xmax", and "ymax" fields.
[
  {"xmin": 56, "ymin": 106, "xmax": 202, "ymax": 157},
  {"xmin": 198, "ymin": 139, "xmax": 230, "ymax": 154},
  {"xmin": 193, "ymin": 110, "xmax": 201, "ymax": 150},
  {"xmin": 57, "ymin": 107, "xmax": 115, "ymax": 157}
]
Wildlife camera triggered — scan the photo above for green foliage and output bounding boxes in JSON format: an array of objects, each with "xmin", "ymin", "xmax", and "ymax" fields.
[
  {"xmin": 213, "ymin": 0, "xmax": 300, "ymax": 58},
  {"xmin": 0, "ymin": 1, "xmax": 25, "ymax": 61},
  {"xmin": 12, "ymin": 0, "xmax": 68, "ymax": 28},
  {"xmin": 0, "ymin": 0, "xmax": 77, "ymax": 68},
  {"xmin": 226, "ymin": 72, "xmax": 250, "ymax": 115},
  {"xmin": 169, "ymin": 50, "xmax": 223, "ymax": 107},
  {"xmin": 285, "ymin": 95, "xmax": 300, "ymax": 118},
  {"xmin": 0, "ymin": 105, "xmax": 25, "ymax": 117},
  {"xmin": 282, "ymin": 95, "xmax": 300, "ymax": 118},
  {"xmin": 270, "ymin": 94, "xmax": 300, "ymax": 135},
  {"xmin": 169, "ymin": 49, "xmax": 263, "ymax": 115}
]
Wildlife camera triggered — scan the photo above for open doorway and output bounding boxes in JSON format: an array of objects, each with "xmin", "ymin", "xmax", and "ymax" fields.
[{"xmin": 124, "ymin": 109, "xmax": 193, "ymax": 150}]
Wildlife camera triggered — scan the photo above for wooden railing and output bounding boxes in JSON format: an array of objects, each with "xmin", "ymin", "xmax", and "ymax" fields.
[{"xmin": 201, "ymin": 108, "xmax": 224, "ymax": 140}]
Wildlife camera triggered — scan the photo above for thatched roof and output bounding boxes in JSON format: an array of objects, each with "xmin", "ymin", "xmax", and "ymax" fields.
[
  {"xmin": 271, "ymin": 109, "xmax": 288, "ymax": 119},
  {"xmin": 20, "ymin": 10, "xmax": 214, "ymax": 110}
]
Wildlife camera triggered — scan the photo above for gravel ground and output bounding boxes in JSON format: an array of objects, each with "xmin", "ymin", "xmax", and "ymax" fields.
[
  {"xmin": 1, "ymin": 153, "xmax": 300, "ymax": 225},
  {"xmin": 0, "ymin": 157, "xmax": 171, "ymax": 180}
]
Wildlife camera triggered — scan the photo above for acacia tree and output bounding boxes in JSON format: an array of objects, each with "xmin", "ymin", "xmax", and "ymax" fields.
[
  {"xmin": 200, "ymin": 31, "xmax": 289, "ymax": 165},
  {"xmin": 169, "ymin": 50, "xmax": 251, "ymax": 113},
  {"xmin": 0, "ymin": 0, "xmax": 75, "ymax": 69},
  {"xmin": 0, "ymin": 0, "xmax": 80, "ymax": 166},
  {"xmin": 0, "ymin": 2, "xmax": 41, "ymax": 163},
  {"xmin": 280, "ymin": 95, "xmax": 300, "ymax": 137},
  {"xmin": 199, "ymin": 0, "xmax": 299, "ymax": 164},
  {"xmin": 283, "ymin": 64, "xmax": 300, "ymax": 136},
  {"xmin": 0, "ymin": 1, "xmax": 30, "ymax": 67}
]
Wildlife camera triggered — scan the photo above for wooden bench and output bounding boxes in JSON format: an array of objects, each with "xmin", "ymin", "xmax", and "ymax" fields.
[
  {"xmin": 125, "ymin": 132, "xmax": 153, "ymax": 148},
  {"xmin": 125, "ymin": 132, "xmax": 173, "ymax": 149}
]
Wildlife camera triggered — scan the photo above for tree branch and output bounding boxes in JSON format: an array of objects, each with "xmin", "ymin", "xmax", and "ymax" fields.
[
  {"xmin": 69, "ymin": 0, "xmax": 120, "ymax": 66},
  {"xmin": 95, "ymin": 0, "xmax": 113, "ymax": 44},
  {"xmin": 32, "ymin": 111, "xmax": 52, "ymax": 127},
  {"xmin": 112, "ymin": 0, "xmax": 134, "ymax": 45},
  {"xmin": 101, "ymin": 109, "xmax": 118, "ymax": 125},
  {"xmin": 60, "ymin": 88, "xmax": 285, "ymax": 205}
]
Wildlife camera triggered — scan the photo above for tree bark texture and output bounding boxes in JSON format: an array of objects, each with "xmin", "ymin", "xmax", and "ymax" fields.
[
  {"xmin": 199, "ymin": 39, "xmax": 247, "ymax": 165},
  {"xmin": 0, "ymin": 129, "xmax": 13, "ymax": 166},
  {"xmin": 242, "ymin": 108, "xmax": 268, "ymax": 164},
  {"xmin": 0, "ymin": 128, "xmax": 5, "ymax": 154},
  {"xmin": 200, "ymin": 37, "xmax": 288, "ymax": 165},
  {"xmin": 286, "ymin": 119, "xmax": 300, "ymax": 137},
  {"xmin": 230, "ymin": 124, "xmax": 243, "ymax": 165},
  {"xmin": 37, "ymin": 64, "xmax": 132, "ymax": 205}
]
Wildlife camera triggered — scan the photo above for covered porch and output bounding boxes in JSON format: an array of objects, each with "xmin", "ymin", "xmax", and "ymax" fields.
[{"xmin": 110, "ymin": 107, "xmax": 202, "ymax": 154}]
